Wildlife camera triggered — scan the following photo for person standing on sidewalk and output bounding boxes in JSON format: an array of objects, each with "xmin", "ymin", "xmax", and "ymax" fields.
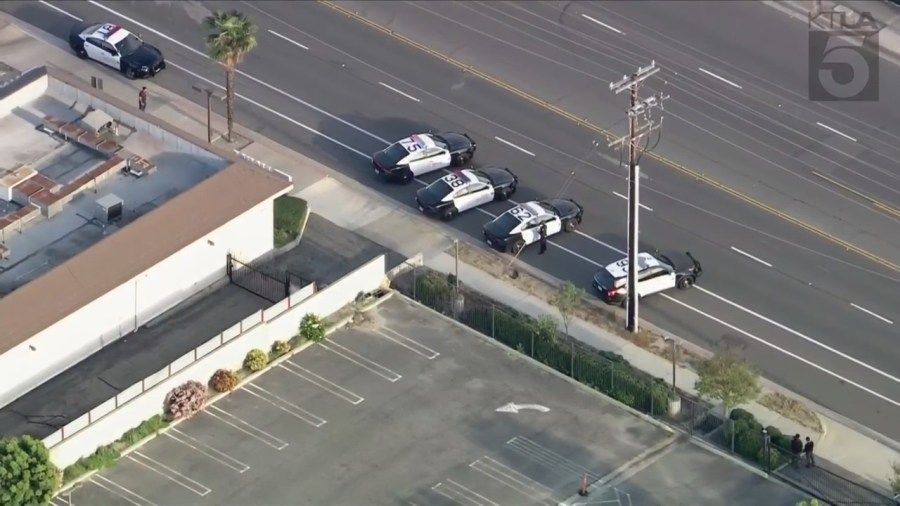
[
  {"xmin": 138, "ymin": 86, "xmax": 148, "ymax": 112},
  {"xmin": 804, "ymin": 436, "xmax": 816, "ymax": 468},
  {"xmin": 790, "ymin": 434, "xmax": 803, "ymax": 468}
]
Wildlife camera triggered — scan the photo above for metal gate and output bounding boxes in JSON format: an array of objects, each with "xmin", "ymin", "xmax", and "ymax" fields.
[{"xmin": 227, "ymin": 254, "xmax": 290, "ymax": 303}]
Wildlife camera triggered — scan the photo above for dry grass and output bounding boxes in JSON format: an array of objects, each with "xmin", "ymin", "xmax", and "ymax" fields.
[
  {"xmin": 453, "ymin": 242, "xmax": 705, "ymax": 367},
  {"xmin": 758, "ymin": 392, "xmax": 823, "ymax": 433}
]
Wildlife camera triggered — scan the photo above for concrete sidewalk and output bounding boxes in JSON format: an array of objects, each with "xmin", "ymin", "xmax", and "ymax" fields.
[{"xmin": 5, "ymin": 14, "xmax": 898, "ymax": 500}]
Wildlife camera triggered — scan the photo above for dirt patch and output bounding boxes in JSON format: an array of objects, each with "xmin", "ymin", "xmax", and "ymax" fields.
[
  {"xmin": 758, "ymin": 392, "xmax": 823, "ymax": 433},
  {"xmin": 453, "ymin": 241, "xmax": 704, "ymax": 368}
]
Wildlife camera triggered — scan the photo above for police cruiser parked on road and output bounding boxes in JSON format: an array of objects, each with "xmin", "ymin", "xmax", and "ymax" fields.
[
  {"xmin": 416, "ymin": 168, "xmax": 518, "ymax": 220},
  {"xmin": 69, "ymin": 22, "xmax": 166, "ymax": 79},
  {"xmin": 483, "ymin": 199, "xmax": 583, "ymax": 253},
  {"xmin": 593, "ymin": 251, "xmax": 702, "ymax": 306},
  {"xmin": 372, "ymin": 132, "xmax": 476, "ymax": 183}
]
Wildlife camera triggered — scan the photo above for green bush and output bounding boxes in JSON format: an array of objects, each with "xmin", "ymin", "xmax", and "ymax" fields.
[
  {"xmin": 209, "ymin": 369, "xmax": 240, "ymax": 393},
  {"xmin": 271, "ymin": 340, "xmax": 291, "ymax": 356},
  {"xmin": 299, "ymin": 313, "xmax": 326, "ymax": 343},
  {"xmin": 62, "ymin": 415, "xmax": 169, "ymax": 484},
  {"xmin": 0, "ymin": 435, "xmax": 59, "ymax": 505},
  {"xmin": 273, "ymin": 195, "xmax": 308, "ymax": 247},
  {"xmin": 119, "ymin": 415, "xmax": 167, "ymax": 446},
  {"xmin": 729, "ymin": 407, "xmax": 754, "ymax": 422},
  {"xmin": 243, "ymin": 348, "xmax": 269, "ymax": 372}
]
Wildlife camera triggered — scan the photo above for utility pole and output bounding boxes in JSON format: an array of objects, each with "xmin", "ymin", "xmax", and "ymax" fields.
[
  {"xmin": 608, "ymin": 61, "xmax": 667, "ymax": 333},
  {"xmin": 191, "ymin": 85, "xmax": 223, "ymax": 144}
]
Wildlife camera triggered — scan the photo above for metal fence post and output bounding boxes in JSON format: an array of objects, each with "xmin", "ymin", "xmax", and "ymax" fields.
[
  {"xmin": 530, "ymin": 331, "xmax": 535, "ymax": 357},
  {"xmin": 570, "ymin": 341, "xmax": 575, "ymax": 378},
  {"xmin": 730, "ymin": 420, "xmax": 735, "ymax": 453},
  {"xmin": 412, "ymin": 266, "xmax": 417, "ymax": 299},
  {"xmin": 611, "ymin": 362, "xmax": 615, "ymax": 391},
  {"xmin": 689, "ymin": 401, "xmax": 695, "ymax": 436},
  {"xmin": 491, "ymin": 305, "xmax": 495, "ymax": 338},
  {"xmin": 762, "ymin": 429, "xmax": 771, "ymax": 473}
]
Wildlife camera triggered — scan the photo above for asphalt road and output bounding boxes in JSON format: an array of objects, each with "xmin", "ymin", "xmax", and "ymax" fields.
[
  {"xmin": 8, "ymin": 1, "xmax": 900, "ymax": 439},
  {"xmin": 334, "ymin": 0, "xmax": 900, "ymax": 273}
]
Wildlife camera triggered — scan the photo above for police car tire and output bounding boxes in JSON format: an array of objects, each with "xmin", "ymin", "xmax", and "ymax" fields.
[
  {"xmin": 496, "ymin": 188, "xmax": 511, "ymax": 201},
  {"xmin": 75, "ymin": 47, "xmax": 88, "ymax": 59},
  {"xmin": 564, "ymin": 219, "xmax": 577, "ymax": 232},
  {"xmin": 398, "ymin": 169, "xmax": 414, "ymax": 183},
  {"xmin": 441, "ymin": 206, "xmax": 458, "ymax": 221},
  {"xmin": 452, "ymin": 152, "xmax": 471, "ymax": 167},
  {"xmin": 124, "ymin": 67, "xmax": 136, "ymax": 80},
  {"xmin": 677, "ymin": 276, "xmax": 695, "ymax": 290}
]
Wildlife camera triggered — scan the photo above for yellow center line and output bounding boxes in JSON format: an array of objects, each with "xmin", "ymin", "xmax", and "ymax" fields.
[
  {"xmin": 812, "ymin": 171, "xmax": 900, "ymax": 219},
  {"xmin": 319, "ymin": 0, "xmax": 900, "ymax": 274}
]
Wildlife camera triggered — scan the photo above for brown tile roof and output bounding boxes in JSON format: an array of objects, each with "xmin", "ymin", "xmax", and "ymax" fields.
[{"xmin": 0, "ymin": 163, "xmax": 290, "ymax": 354}]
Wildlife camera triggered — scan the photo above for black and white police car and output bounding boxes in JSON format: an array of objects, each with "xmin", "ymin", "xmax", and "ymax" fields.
[
  {"xmin": 69, "ymin": 22, "xmax": 166, "ymax": 79},
  {"xmin": 593, "ymin": 251, "xmax": 703, "ymax": 306},
  {"xmin": 416, "ymin": 168, "xmax": 518, "ymax": 220},
  {"xmin": 483, "ymin": 199, "xmax": 583, "ymax": 253},
  {"xmin": 372, "ymin": 132, "xmax": 476, "ymax": 183}
]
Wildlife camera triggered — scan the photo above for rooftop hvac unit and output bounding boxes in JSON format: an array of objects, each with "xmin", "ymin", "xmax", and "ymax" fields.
[{"xmin": 95, "ymin": 193, "xmax": 123, "ymax": 224}]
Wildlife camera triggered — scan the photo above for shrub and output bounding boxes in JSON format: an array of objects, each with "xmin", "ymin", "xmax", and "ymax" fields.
[
  {"xmin": 273, "ymin": 195, "xmax": 308, "ymax": 247},
  {"xmin": 243, "ymin": 348, "xmax": 268, "ymax": 372},
  {"xmin": 271, "ymin": 340, "xmax": 291, "ymax": 356},
  {"xmin": 209, "ymin": 369, "xmax": 240, "ymax": 393},
  {"xmin": 0, "ymin": 436, "xmax": 59, "ymax": 505},
  {"xmin": 299, "ymin": 313, "xmax": 326, "ymax": 343},
  {"xmin": 164, "ymin": 380, "xmax": 207, "ymax": 420},
  {"xmin": 729, "ymin": 407, "xmax": 754, "ymax": 422}
]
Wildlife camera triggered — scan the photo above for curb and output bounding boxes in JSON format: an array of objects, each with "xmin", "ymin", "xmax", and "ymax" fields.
[
  {"xmin": 53, "ymin": 316, "xmax": 352, "ymax": 499},
  {"xmin": 356, "ymin": 288, "xmax": 395, "ymax": 313}
]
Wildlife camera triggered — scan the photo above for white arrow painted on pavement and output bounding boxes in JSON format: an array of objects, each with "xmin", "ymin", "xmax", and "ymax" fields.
[{"xmin": 495, "ymin": 403, "xmax": 550, "ymax": 414}]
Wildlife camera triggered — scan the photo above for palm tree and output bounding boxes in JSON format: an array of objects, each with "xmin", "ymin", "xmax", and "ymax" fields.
[{"xmin": 203, "ymin": 10, "xmax": 257, "ymax": 142}]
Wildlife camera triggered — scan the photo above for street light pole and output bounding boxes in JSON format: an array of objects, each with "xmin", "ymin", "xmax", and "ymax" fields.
[{"xmin": 191, "ymin": 85, "xmax": 221, "ymax": 144}]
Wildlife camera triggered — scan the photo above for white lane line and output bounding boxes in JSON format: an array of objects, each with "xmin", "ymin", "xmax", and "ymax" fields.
[
  {"xmin": 38, "ymin": 0, "xmax": 81, "ymax": 20},
  {"xmin": 581, "ymin": 14, "xmax": 624, "ymax": 34},
  {"xmin": 698, "ymin": 68, "xmax": 743, "ymax": 89},
  {"xmin": 445, "ymin": 479, "xmax": 500, "ymax": 506},
  {"xmin": 379, "ymin": 82, "xmax": 421, "ymax": 102},
  {"xmin": 72, "ymin": 0, "xmax": 900, "ymax": 408},
  {"xmin": 611, "ymin": 191, "xmax": 653, "ymax": 211},
  {"xmin": 242, "ymin": 383, "xmax": 328, "ymax": 427},
  {"xmin": 127, "ymin": 452, "xmax": 211, "ymax": 496},
  {"xmin": 851, "ymin": 303, "xmax": 894, "ymax": 325},
  {"xmin": 267, "ymin": 29, "xmax": 309, "ymax": 50},
  {"xmin": 730, "ymin": 246, "xmax": 773, "ymax": 268},
  {"xmin": 377, "ymin": 327, "xmax": 440, "ymax": 359},
  {"xmin": 92, "ymin": 475, "xmax": 157, "ymax": 506},
  {"xmin": 816, "ymin": 122, "xmax": 858, "ymax": 142},
  {"xmin": 470, "ymin": 457, "xmax": 554, "ymax": 499},
  {"xmin": 85, "ymin": 0, "xmax": 389, "ymax": 145},
  {"xmin": 165, "ymin": 429, "xmax": 250, "ymax": 473},
  {"xmin": 279, "ymin": 362, "xmax": 365, "ymax": 404},
  {"xmin": 507, "ymin": 436, "xmax": 600, "ymax": 479},
  {"xmin": 205, "ymin": 406, "xmax": 289, "ymax": 450},
  {"xmin": 432, "ymin": 482, "xmax": 478, "ymax": 505},
  {"xmin": 495, "ymin": 136, "xmax": 536, "ymax": 156},
  {"xmin": 318, "ymin": 341, "xmax": 402, "ymax": 382},
  {"xmin": 664, "ymin": 293, "xmax": 900, "ymax": 408}
]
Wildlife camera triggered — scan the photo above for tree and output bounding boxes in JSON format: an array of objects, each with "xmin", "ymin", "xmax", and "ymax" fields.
[
  {"xmin": 694, "ymin": 349, "xmax": 761, "ymax": 415},
  {"xmin": 203, "ymin": 10, "xmax": 258, "ymax": 142},
  {"xmin": 890, "ymin": 461, "xmax": 900, "ymax": 496},
  {"xmin": 0, "ymin": 436, "xmax": 59, "ymax": 505},
  {"xmin": 552, "ymin": 281, "xmax": 585, "ymax": 337},
  {"xmin": 795, "ymin": 499, "xmax": 821, "ymax": 506}
]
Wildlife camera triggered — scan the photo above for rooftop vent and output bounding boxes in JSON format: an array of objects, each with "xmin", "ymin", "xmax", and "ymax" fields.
[{"xmin": 95, "ymin": 193, "xmax": 123, "ymax": 224}]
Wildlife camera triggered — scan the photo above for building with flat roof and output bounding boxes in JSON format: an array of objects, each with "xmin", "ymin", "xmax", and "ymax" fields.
[{"xmin": 0, "ymin": 65, "xmax": 292, "ymax": 408}]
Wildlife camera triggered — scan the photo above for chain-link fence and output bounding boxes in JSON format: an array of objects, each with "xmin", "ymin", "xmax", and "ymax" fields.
[{"xmin": 392, "ymin": 264, "xmax": 898, "ymax": 505}]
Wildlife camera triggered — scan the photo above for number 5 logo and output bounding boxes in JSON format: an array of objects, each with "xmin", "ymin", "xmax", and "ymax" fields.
[{"xmin": 808, "ymin": 30, "xmax": 879, "ymax": 101}]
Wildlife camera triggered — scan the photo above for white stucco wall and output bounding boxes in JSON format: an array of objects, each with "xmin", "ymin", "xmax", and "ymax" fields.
[{"xmin": 0, "ymin": 199, "xmax": 275, "ymax": 409}]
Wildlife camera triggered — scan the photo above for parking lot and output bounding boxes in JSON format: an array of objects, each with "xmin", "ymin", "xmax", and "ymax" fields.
[{"xmin": 52, "ymin": 296, "xmax": 803, "ymax": 506}]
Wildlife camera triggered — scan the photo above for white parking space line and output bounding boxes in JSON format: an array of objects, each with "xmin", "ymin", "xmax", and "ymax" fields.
[
  {"xmin": 318, "ymin": 341, "xmax": 402, "ymax": 382},
  {"xmin": 469, "ymin": 456, "xmax": 555, "ymax": 505},
  {"xmin": 92, "ymin": 475, "xmax": 158, "ymax": 506},
  {"xmin": 38, "ymin": 0, "xmax": 81, "ymax": 20},
  {"xmin": 52, "ymin": 0, "xmax": 900, "ymax": 410},
  {"xmin": 506, "ymin": 436, "xmax": 601, "ymax": 480},
  {"xmin": 850, "ymin": 303, "xmax": 894, "ymax": 325},
  {"xmin": 730, "ymin": 246, "xmax": 773, "ymax": 268},
  {"xmin": 279, "ymin": 362, "xmax": 365, "ymax": 404},
  {"xmin": 267, "ymin": 29, "xmax": 309, "ymax": 50},
  {"xmin": 494, "ymin": 136, "xmax": 535, "ymax": 157},
  {"xmin": 432, "ymin": 480, "xmax": 499, "ymax": 506},
  {"xmin": 816, "ymin": 122, "xmax": 858, "ymax": 142},
  {"xmin": 165, "ymin": 428, "xmax": 250, "ymax": 473},
  {"xmin": 206, "ymin": 406, "xmax": 289, "ymax": 450},
  {"xmin": 698, "ymin": 68, "xmax": 743, "ymax": 89},
  {"xmin": 379, "ymin": 82, "xmax": 421, "ymax": 102},
  {"xmin": 243, "ymin": 382, "xmax": 328, "ymax": 427},
  {"xmin": 581, "ymin": 14, "xmax": 624, "ymax": 35},
  {"xmin": 611, "ymin": 191, "xmax": 653, "ymax": 211},
  {"xmin": 128, "ymin": 451, "xmax": 211, "ymax": 496},
  {"xmin": 377, "ymin": 327, "xmax": 440, "ymax": 360}
]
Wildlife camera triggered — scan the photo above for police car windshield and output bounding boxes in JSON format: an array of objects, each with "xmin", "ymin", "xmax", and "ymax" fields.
[
  {"xmin": 380, "ymin": 143, "xmax": 409, "ymax": 167},
  {"xmin": 115, "ymin": 34, "xmax": 142, "ymax": 56},
  {"xmin": 492, "ymin": 212, "xmax": 521, "ymax": 234},
  {"xmin": 421, "ymin": 181, "xmax": 452, "ymax": 203}
]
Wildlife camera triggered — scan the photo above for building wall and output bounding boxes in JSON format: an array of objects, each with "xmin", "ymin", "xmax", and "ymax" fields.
[{"xmin": 0, "ymin": 198, "xmax": 275, "ymax": 408}]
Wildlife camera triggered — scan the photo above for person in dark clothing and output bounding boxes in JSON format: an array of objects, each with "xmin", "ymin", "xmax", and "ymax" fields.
[
  {"xmin": 138, "ymin": 86, "xmax": 148, "ymax": 112},
  {"xmin": 790, "ymin": 434, "xmax": 803, "ymax": 468},
  {"xmin": 538, "ymin": 223, "xmax": 548, "ymax": 254},
  {"xmin": 804, "ymin": 437, "xmax": 815, "ymax": 467}
]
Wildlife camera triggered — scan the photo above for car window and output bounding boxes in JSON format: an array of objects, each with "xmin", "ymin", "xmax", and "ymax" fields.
[
  {"xmin": 422, "ymin": 147, "xmax": 442, "ymax": 157},
  {"xmin": 639, "ymin": 268, "xmax": 668, "ymax": 281},
  {"xmin": 115, "ymin": 34, "xmax": 142, "ymax": 56},
  {"xmin": 536, "ymin": 201, "xmax": 558, "ymax": 215},
  {"xmin": 473, "ymin": 172, "xmax": 492, "ymax": 185},
  {"xmin": 428, "ymin": 135, "xmax": 449, "ymax": 151},
  {"xmin": 101, "ymin": 41, "xmax": 117, "ymax": 54},
  {"xmin": 86, "ymin": 37, "xmax": 103, "ymax": 48}
]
